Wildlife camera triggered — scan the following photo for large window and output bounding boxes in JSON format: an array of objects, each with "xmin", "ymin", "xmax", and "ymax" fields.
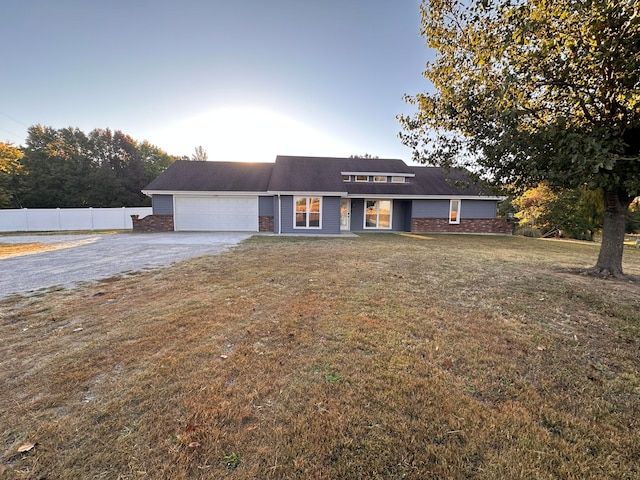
[
  {"xmin": 295, "ymin": 197, "xmax": 321, "ymax": 228},
  {"xmin": 449, "ymin": 199, "xmax": 461, "ymax": 224},
  {"xmin": 365, "ymin": 199, "xmax": 392, "ymax": 229}
]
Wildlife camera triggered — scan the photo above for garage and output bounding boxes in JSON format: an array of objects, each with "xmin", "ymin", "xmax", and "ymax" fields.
[{"xmin": 174, "ymin": 196, "xmax": 258, "ymax": 232}]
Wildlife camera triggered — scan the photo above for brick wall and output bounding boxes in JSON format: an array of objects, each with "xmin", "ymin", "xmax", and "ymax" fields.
[
  {"xmin": 412, "ymin": 217, "xmax": 512, "ymax": 235},
  {"xmin": 259, "ymin": 216, "xmax": 274, "ymax": 233},
  {"xmin": 131, "ymin": 214, "xmax": 174, "ymax": 232}
]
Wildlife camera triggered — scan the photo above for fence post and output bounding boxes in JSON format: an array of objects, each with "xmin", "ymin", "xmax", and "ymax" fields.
[
  {"xmin": 57, "ymin": 207, "xmax": 61, "ymax": 231},
  {"xmin": 90, "ymin": 207, "xmax": 94, "ymax": 231},
  {"xmin": 24, "ymin": 208, "xmax": 29, "ymax": 232}
]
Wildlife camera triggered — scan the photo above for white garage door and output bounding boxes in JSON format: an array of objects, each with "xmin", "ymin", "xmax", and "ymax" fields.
[{"xmin": 174, "ymin": 196, "xmax": 258, "ymax": 231}]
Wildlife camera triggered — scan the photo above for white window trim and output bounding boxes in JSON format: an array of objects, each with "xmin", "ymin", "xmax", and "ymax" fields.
[
  {"xmin": 449, "ymin": 199, "xmax": 461, "ymax": 224},
  {"xmin": 355, "ymin": 175, "xmax": 369, "ymax": 182},
  {"xmin": 293, "ymin": 196, "xmax": 322, "ymax": 229},
  {"xmin": 373, "ymin": 175, "xmax": 387, "ymax": 183},
  {"xmin": 390, "ymin": 176, "xmax": 406, "ymax": 183},
  {"xmin": 363, "ymin": 199, "xmax": 393, "ymax": 229}
]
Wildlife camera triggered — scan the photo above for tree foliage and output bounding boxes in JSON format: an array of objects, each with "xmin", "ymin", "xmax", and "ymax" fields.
[
  {"xmin": 0, "ymin": 142, "xmax": 24, "ymax": 207},
  {"xmin": 10, "ymin": 125, "xmax": 175, "ymax": 208},
  {"xmin": 191, "ymin": 145, "xmax": 208, "ymax": 161},
  {"xmin": 400, "ymin": 0, "xmax": 640, "ymax": 276},
  {"xmin": 513, "ymin": 184, "xmax": 603, "ymax": 240}
]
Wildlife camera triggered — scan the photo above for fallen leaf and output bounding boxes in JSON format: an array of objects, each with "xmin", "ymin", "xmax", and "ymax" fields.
[
  {"xmin": 537, "ymin": 345, "xmax": 546, "ymax": 351},
  {"xmin": 442, "ymin": 359, "xmax": 453, "ymax": 369},
  {"xmin": 220, "ymin": 354, "xmax": 228, "ymax": 360},
  {"xmin": 18, "ymin": 442, "xmax": 36, "ymax": 453},
  {"xmin": 188, "ymin": 442, "xmax": 201, "ymax": 448},
  {"xmin": 185, "ymin": 424, "xmax": 199, "ymax": 434}
]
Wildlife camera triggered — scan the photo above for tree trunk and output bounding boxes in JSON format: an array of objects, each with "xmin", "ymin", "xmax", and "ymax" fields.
[{"xmin": 592, "ymin": 190, "xmax": 632, "ymax": 277}]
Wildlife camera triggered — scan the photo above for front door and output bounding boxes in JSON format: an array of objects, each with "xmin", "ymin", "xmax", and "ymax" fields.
[{"xmin": 340, "ymin": 198, "xmax": 351, "ymax": 231}]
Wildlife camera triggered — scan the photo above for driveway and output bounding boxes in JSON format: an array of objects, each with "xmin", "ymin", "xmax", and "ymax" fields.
[{"xmin": 0, "ymin": 232, "xmax": 253, "ymax": 299}]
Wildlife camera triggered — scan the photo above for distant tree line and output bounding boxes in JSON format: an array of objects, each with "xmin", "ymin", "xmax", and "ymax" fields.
[{"xmin": 0, "ymin": 125, "xmax": 179, "ymax": 208}]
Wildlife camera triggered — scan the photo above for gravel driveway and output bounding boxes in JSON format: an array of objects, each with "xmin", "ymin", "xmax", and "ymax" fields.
[{"xmin": 0, "ymin": 232, "xmax": 253, "ymax": 299}]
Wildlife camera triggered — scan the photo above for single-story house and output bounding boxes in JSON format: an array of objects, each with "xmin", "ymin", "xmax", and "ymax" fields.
[{"xmin": 136, "ymin": 155, "xmax": 509, "ymax": 235}]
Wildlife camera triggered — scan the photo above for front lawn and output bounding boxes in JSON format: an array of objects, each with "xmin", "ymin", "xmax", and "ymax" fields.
[{"xmin": 1, "ymin": 234, "xmax": 639, "ymax": 479}]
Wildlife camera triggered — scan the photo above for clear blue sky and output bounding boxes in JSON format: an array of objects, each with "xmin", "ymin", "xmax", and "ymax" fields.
[{"xmin": 2, "ymin": 0, "xmax": 433, "ymax": 162}]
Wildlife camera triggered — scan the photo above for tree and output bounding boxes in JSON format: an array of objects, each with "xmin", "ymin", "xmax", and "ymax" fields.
[
  {"xmin": 513, "ymin": 184, "xmax": 604, "ymax": 240},
  {"xmin": 0, "ymin": 141, "xmax": 24, "ymax": 207},
  {"xmin": 192, "ymin": 145, "xmax": 208, "ymax": 161},
  {"xmin": 399, "ymin": 0, "xmax": 640, "ymax": 277},
  {"xmin": 19, "ymin": 125, "xmax": 175, "ymax": 208}
]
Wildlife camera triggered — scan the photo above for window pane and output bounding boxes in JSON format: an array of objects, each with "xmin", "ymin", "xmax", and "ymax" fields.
[
  {"xmin": 373, "ymin": 175, "xmax": 387, "ymax": 182},
  {"xmin": 356, "ymin": 175, "xmax": 368, "ymax": 182},
  {"xmin": 379, "ymin": 200, "xmax": 391, "ymax": 228},
  {"xmin": 365, "ymin": 200, "xmax": 378, "ymax": 227},
  {"xmin": 449, "ymin": 200, "xmax": 460, "ymax": 223},
  {"xmin": 296, "ymin": 198, "xmax": 307, "ymax": 227}
]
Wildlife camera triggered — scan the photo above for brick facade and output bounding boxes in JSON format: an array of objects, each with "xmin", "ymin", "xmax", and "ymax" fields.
[
  {"xmin": 259, "ymin": 216, "xmax": 274, "ymax": 233},
  {"xmin": 131, "ymin": 214, "xmax": 174, "ymax": 232},
  {"xmin": 412, "ymin": 217, "xmax": 512, "ymax": 235}
]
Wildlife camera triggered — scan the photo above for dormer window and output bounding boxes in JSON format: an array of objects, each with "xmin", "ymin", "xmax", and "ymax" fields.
[
  {"xmin": 355, "ymin": 175, "xmax": 368, "ymax": 182},
  {"xmin": 342, "ymin": 175, "xmax": 350, "ymax": 181},
  {"xmin": 391, "ymin": 176, "xmax": 406, "ymax": 183},
  {"xmin": 373, "ymin": 175, "xmax": 387, "ymax": 182}
]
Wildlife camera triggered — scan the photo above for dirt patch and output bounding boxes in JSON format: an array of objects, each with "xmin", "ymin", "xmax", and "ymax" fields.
[{"xmin": 0, "ymin": 238, "xmax": 98, "ymax": 259}]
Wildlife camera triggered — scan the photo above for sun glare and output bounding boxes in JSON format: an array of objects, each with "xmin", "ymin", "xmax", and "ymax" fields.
[{"xmin": 146, "ymin": 106, "xmax": 354, "ymax": 161}]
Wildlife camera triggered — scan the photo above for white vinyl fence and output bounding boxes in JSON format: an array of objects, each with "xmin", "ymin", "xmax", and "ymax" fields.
[{"xmin": 0, "ymin": 207, "xmax": 152, "ymax": 232}]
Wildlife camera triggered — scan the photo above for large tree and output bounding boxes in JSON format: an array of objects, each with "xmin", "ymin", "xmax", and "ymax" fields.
[{"xmin": 399, "ymin": 0, "xmax": 640, "ymax": 277}]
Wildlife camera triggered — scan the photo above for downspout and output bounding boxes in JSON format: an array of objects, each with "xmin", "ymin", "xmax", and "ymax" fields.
[{"xmin": 277, "ymin": 194, "xmax": 282, "ymax": 234}]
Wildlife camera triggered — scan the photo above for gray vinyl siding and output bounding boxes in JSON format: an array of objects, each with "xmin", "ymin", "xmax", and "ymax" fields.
[
  {"xmin": 412, "ymin": 199, "xmax": 449, "ymax": 218},
  {"xmin": 258, "ymin": 196, "xmax": 275, "ymax": 216},
  {"xmin": 461, "ymin": 200, "xmax": 497, "ymax": 218},
  {"xmin": 392, "ymin": 200, "xmax": 411, "ymax": 231},
  {"xmin": 278, "ymin": 195, "xmax": 341, "ymax": 234},
  {"xmin": 412, "ymin": 199, "xmax": 497, "ymax": 219},
  {"xmin": 152, "ymin": 194, "xmax": 173, "ymax": 215}
]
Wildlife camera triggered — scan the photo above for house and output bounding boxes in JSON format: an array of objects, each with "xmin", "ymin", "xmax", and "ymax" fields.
[{"xmin": 136, "ymin": 155, "xmax": 509, "ymax": 235}]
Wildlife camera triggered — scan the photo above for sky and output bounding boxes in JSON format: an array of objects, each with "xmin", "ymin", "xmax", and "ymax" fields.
[{"xmin": 2, "ymin": 0, "xmax": 434, "ymax": 163}]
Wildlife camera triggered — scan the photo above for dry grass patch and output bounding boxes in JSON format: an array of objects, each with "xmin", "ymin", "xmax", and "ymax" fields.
[{"xmin": 1, "ymin": 234, "xmax": 639, "ymax": 479}]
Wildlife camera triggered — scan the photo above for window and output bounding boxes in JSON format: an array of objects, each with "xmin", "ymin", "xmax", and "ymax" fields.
[
  {"xmin": 373, "ymin": 175, "xmax": 387, "ymax": 183},
  {"xmin": 355, "ymin": 175, "xmax": 369, "ymax": 182},
  {"xmin": 342, "ymin": 175, "xmax": 351, "ymax": 182},
  {"xmin": 449, "ymin": 199, "xmax": 460, "ymax": 224},
  {"xmin": 295, "ymin": 197, "xmax": 321, "ymax": 228},
  {"xmin": 365, "ymin": 199, "xmax": 392, "ymax": 229},
  {"xmin": 391, "ymin": 176, "xmax": 405, "ymax": 183}
]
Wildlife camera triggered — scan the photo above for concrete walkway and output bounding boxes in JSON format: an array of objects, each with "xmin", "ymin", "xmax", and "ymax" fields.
[{"xmin": 0, "ymin": 232, "xmax": 252, "ymax": 299}]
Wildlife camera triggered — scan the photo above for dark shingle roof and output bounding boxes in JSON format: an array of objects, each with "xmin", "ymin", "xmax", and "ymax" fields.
[
  {"xmin": 143, "ymin": 156, "xmax": 490, "ymax": 197},
  {"xmin": 408, "ymin": 167, "xmax": 485, "ymax": 196},
  {"xmin": 268, "ymin": 156, "xmax": 413, "ymax": 193},
  {"xmin": 143, "ymin": 160, "xmax": 273, "ymax": 192}
]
